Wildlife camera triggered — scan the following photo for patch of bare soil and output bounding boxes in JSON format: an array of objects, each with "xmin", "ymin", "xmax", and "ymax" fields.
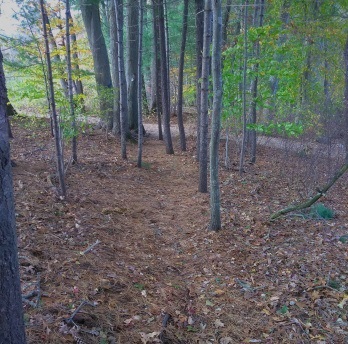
[{"xmin": 11, "ymin": 117, "xmax": 348, "ymax": 344}]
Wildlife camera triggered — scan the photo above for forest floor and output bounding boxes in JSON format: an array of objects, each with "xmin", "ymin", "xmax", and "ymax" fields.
[{"xmin": 11, "ymin": 115, "xmax": 348, "ymax": 344}]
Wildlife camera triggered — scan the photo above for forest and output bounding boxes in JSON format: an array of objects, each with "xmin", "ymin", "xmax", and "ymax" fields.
[{"xmin": 0, "ymin": 0, "xmax": 348, "ymax": 343}]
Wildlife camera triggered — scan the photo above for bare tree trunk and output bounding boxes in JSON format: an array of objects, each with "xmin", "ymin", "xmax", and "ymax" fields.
[
  {"xmin": 195, "ymin": 0, "xmax": 204, "ymax": 160},
  {"xmin": 210, "ymin": 0, "xmax": 222, "ymax": 231},
  {"xmin": 114, "ymin": 0, "xmax": 128, "ymax": 159},
  {"xmin": 66, "ymin": 0, "xmax": 77, "ymax": 164},
  {"xmin": 344, "ymin": 35, "xmax": 348, "ymax": 163},
  {"xmin": 110, "ymin": 0, "xmax": 121, "ymax": 135},
  {"xmin": 137, "ymin": 0, "xmax": 144, "ymax": 167},
  {"xmin": 239, "ymin": 0, "xmax": 248, "ymax": 175},
  {"xmin": 158, "ymin": 0, "xmax": 174, "ymax": 154},
  {"xmin": 0, "ymin": 48, "xmax": 27, "ymax": 344},
  {"xmin": 68, "ymin": 13, "xmax": 85, "ymax": 112},
  {"xmin": 80, "ymin": 0, "xmax": 113, "ymax": 129},
  {"xmin": 177, "ymin": 0, "xmax": 189, "ymax": 151},
  {"xmin": 199, "ymin": 0, "xmax": 212, "ymax": 193},
  {"xmin": 127, "ymin": 0, "xmax": 139, "ymax": 131},
  {"xmin": 222, "ymin": 0, "xmax": 232, "ymax": 47},
  {"xmin": 152, "ymin": 0, "xmax": 163, "ymax": 140},
  {"xmin": 249, "ymin": 0, "xmax": 264, "ymax": 164},
  {"xmin": 40, "ymin": 0, "xmax": 66, "ymax": 197}
]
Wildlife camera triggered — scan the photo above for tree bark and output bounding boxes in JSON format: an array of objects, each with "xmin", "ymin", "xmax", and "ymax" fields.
[
  {"xmin": 114, "ymin": 0, "xmax": 128, "ymax": 159},
  {"xmin": 40, "ymin": 0, "xmax": 66, "ymax": 197},
  {"xmin": 248, "ymin": 0, "xmax": 264, "ymax": 164},
  {"xmin": 239, "ymin": 0, "xmax": 248, "ymax": 175},
  {"xmin": 209, "ymin": 0, "xmax": 222, "ymax": 231},
  {"xmin": 110, "ymin": 0, "xmax": 121, "ymax": 135},
  {"xmin": 157, "ymin": 0, "xmax": 174, "ymax": 154},
  {"xmin": 127, "ymin": 0, "xmax": 139, "ymax": 131},
  {"xmin": 199, "ymin": 0, "xmax": 212, "ymax": 193},
  {"xmin": 195, "ymin": 0, "xmax": 204, "ymax": 161},
  {"xmin": 344, "ymin": 35, "xmax": 348, "ymax": 163},
  {"xmin": 80, "ymin": 0, "xmax": 113, "ymax": 129},
  {"xmin": 152, "ymin": 0, "xmax": 163, "ymax": 140},
  {"xmin": 176, "ymin": 0, "xmax": 189, "ymax": 152},
  {"xmin": 222, "ymin": 0, "xmax": 232, "ymax": 47},
  {"xmin": 137, "ymin": 0, "xmax": 144, "ymax": 167},
  {"xmin": 0, "ymin": 46, "xmax": 27, "ymax": 344},
  {"xmin": 66, "ymin": 0, "xmax": 78, "ymax": 164}
]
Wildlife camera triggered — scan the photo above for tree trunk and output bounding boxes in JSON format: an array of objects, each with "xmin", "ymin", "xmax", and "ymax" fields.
[
  {"xmin": 110, "ymin": 0, "xmax": 121, "ymax": 135},
  {"xmin": 80, "ymin": 0, "xmax": 113, "ymax": 129},
  {"xmin": 222, "ymin": 0, "xmax": 232, "ymax": 47},
  {"xmin": 137, "ymin": 0, "xmax": 144, "ymax": 167},
  {"xmin": 176, "ymin": 0, "xmax": 188, "ymax": 152},
  {"xmin": 152, "ymin": 0, "xmax": 163, "ymax": 140},
  {"xmin": 344, "ymin": 35, "xmax": 348, "ymax": 163},
  {"xmin": 210, "ymin": 0, "xmax": 222, "ymax": 231},
  {"xmin": 195, "ymin": 0, "xmax": 204, "ymax": 161},
  {"xmin": 114, "ymin": 0, "xmax": 128, "ymax": 159},
  {"xmin": 66, "ymin": 0, "xmax": 77, "ymax": 164},
  {"xmin": 239, "ymin": 0, "xmax": 248, "ymax": 175},
  {"xmin": 68, "ymin": 13, "xmax": 85, "ymax": 112},
  {"xmin": 40, "ymin": 0, "xmax": 66, "ymax": 197},
  {"xmin": 248, "ymin": 0, "xmax": 264, "ymax": 164},
  {"xmin": 0, "ymin": 48, "xmax": 27, "ymax": 344},
  {"xmin": 157, "ymin": 0, "xmax": 174, "ymax": 154},
  {"xmin": 127, "ymin": 0, "xmax": 139, "ymax": 131},
  {"xmin": 199, "ymin": 0, "xmax": 212, "ymax": 193}
]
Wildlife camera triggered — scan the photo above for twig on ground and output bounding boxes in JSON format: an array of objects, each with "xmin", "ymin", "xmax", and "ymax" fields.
[
  {"xmin": 66, "ymin": 300, "xmax": 96, "ymax": 325},
  {"xmin": 36, "ymin": 272, "xmax": 41, "ymax": 308},
  {"xmin": 80, "ymin": 240, "xmax": 101, "ymax": 255}
]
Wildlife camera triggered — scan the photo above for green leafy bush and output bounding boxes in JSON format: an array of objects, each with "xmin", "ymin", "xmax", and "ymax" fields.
[{"xmin": 309, "ymin": 203, "xmax": 334, "ymax": 220}]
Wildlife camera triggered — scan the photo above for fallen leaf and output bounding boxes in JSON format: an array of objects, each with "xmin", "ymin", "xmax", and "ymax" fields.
[{"xmin": 214, "ymin": 319, "xmax": 224, "ymax": 328}]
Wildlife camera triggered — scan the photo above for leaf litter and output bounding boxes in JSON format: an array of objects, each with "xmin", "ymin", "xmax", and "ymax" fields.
[{"xmin": 11, "ymin": 117, "xmax": 348, "ymax": 343}]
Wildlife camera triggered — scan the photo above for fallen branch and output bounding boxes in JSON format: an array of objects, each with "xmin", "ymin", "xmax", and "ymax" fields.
[
  {"xmin": 271, "ymin": 162, "xmax": 348, "ymax": 220},
  {"xmin": 80, "ymin": 240, "xmax": 101, "ymax": 255},
  {"xmin": 66, "ymin": 300, "xmax": 95, "ymax": 325}
]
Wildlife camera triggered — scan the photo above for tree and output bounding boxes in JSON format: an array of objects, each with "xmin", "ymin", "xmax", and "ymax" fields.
[
  {"xmin": 195, "ymin": 0, "xmax": 204, "ymax": 161},
  {"xmin": 0, "ymin": 48, "xmax": 27, "ymax": 344},
  {"xmin": 137, "ymin": 0, "xmax": 144, "ymax": 167},
  {"xmin": 209, "ymin": 0, "xmax": 222, "ymax": 231},
  {"xmin": 40, "ymin": 0, "xmax": 66, "ymax": 197},
  {"xmin": 157, "ymin": 0, "xmax": 174, "ymax": 154},
  {"xmin": 65, "ymin": 0, "xmax": 78, "ymax": 164},
  {"xmin": 198, "ymin": 0, "xmax": 212, "ymax": 193},
  {"xmin": 176, "ymin": 0, "xmax": 189, "ymax": 152},
  {"xmin": 80, "ymin": 0, "xmax": 113, "ymax": 129},
  {"xmin": 109, "ymin": 0, "xmax": 120, "ymax": 135},
  {"xmin": 114, "ymin": 0, "xmax": 129, "ymax": 159},
  {"xmin": 127, "ymin": 0, "xmax": 140, "ymax": 131},
  {"xmin": 344, "ymin": 34, "xmax": 348, "ymax": 163}
]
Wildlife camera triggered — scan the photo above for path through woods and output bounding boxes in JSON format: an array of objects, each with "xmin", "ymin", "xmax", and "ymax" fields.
[{"xmin": 11, "ymin": 117, "xmax": 348, "ymax": 343}]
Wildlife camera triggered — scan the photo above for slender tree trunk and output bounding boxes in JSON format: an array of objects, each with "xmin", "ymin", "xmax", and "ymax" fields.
[
  {"xmin": 137, "ymin": 0, "xmax": 144, "ymax": 167},
  {"xmin": 127, "ymin": 0, "xmax": 139, "ymax": 131},
  {"xmin": 158, "ymin": 0, "xmax": 174, "ymax": 154},
  {"xmin": 222, "ymin": 0, "xmax": 232, "ymax": 47},
  {"xmin": 344, "ymin": 35, "xmax": 348, "ymax": 163},
  {"xmin": 66, "ymin": 0, "xmax": 77, "ymax": 164},
  {"xmin": 177, "ymin": 0, "xmax": 189, "ymax": 151},
  {"xmin": 0, "ymin": 48, "xmax": 27, "ymax": 344},
  {"xmin": 114, "ymin": 0, "xmax": 128, "ymax": 159},
  {"xmin": 152, "ymin": 0, "xmax": 163, "ymax": 140},
  {"xmin": 249, "ymin": 0, "xmax": 264, "ymax": 164},
  {"xmin": 80, "ymin": 0, "xmax": 113, "ymax": 129},
  {"xmin": 110, "ymin": 0, "xmax": 121, "ymax": 135},
  {"xmin": 195, "ymin": 0, "xmax": 204, "ymax": 160},
  {"xmin": 199, "ymin": 0, "xmax": 212, "ymax": 193},
  {"xmin": 68, "ymin": 13, "xmax": 85, "ymax": 112},
  {"xmin": 210, "ymin": 0, "xmax": 222, "ymax": 231},
  {"xmin": 40, "ymin": 0, "xmax": 66, "ymax": 197},
  {"xmin": 239, "ymin": 0, "xmax": 248, "ymax": 175}
]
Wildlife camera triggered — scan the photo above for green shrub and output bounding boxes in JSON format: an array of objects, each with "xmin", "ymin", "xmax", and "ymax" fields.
[{"xmin": 309, "ymin": 203, "xmax": 334, "ymax": 220}]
